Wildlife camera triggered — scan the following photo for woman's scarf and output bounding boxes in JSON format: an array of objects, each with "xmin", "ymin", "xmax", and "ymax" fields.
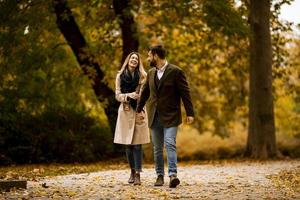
[{"xmin": 120, "ymin": 68, "xmax": 140, "ymax": 109}]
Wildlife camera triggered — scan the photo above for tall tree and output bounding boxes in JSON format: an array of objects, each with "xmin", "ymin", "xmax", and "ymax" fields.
[
  {"xmin": 53, "ymin": 0, "xmax": 118, "ymax": 132},
  {"xmin": 113, "ymin": 0, "xmax": 139, "ymax": 62},
  {"xmin": 246, "ymin": 0, "xmax": 277, "ymax": 158},
  {"xmin": 53, "ymin": 0, "xmax": 139, "ymax": 132}
]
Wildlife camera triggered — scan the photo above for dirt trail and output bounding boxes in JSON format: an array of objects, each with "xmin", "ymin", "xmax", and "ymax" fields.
[{"xmin": 1, "ymin": 160, "xmax": 300, "ymax": 199}]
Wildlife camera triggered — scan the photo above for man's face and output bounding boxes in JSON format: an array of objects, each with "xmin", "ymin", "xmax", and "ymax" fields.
[{"xmin": 147, "ymin": 51, "xmax": 156, "ymax": 67}]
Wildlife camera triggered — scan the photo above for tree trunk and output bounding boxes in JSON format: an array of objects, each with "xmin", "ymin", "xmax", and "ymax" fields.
[
  {"xmin": 53, "ymin": 0, "xmax": 118, "ymax": 133},
  {"xmin": 245, "ymin": 0, "xmax": 277, "ymax": 158},
  {"xmin": 113, "ymin": 0, "xmax": 139, "ymax": 62},
  {"xmin": 111, "ymin": 0, "xmax": 139, "ymax": 154}
]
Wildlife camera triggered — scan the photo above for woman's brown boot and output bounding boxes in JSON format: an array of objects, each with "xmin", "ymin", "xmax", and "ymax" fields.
[
  {"xmin": 128, "ymin": 169, "xmax": 135, "ymax": 184},
  {"xmin": 134, "ymin": 172, "xmax": 141, "ymax": 185}
]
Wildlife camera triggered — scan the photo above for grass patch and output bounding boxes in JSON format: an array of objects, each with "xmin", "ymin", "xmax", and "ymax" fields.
[
  {"xmin": 176, "ymin": 124, "xmax": 246, "ymax": 160},
  {"xmin": 0, "ymin": 159, "xmax": 131, "ymax": 181}
]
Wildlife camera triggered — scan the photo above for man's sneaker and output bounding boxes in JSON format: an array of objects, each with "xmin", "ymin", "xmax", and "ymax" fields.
[
  {"xmin": 154, "ymin": 175, "xmax": 164, "ymax": 186},
  {"xmin": 169, "ymin": 175, "xmax": 180, "ymax": 188}
]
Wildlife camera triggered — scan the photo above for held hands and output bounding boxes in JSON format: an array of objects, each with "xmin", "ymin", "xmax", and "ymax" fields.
[
  {"xmin": 127, "ymin": 92, "xmax": 140, "ymax": 100},
  {"xmin": 136, "ymin": 112, "xmax": 145, "ymax": 120},
  {"xmin": 186, "ymin": 116, "xmax": 194, "ymax": 124}
]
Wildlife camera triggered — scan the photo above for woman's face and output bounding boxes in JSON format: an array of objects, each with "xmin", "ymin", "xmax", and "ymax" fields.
[{"xmin": 128, "ymin": 54, "xmax": 139, "ymax": 68}]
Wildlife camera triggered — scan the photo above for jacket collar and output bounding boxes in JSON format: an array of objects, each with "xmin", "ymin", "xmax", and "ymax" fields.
[{"xmin": 150, "ymin": 64, "xmax": 172, "ymax": 92}]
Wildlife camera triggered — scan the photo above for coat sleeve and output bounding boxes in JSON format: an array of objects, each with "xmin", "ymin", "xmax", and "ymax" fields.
[
  {"xmin": 136, "ymin": 73, "xmax": 150, "ymax": 113},
  {"xmin": 115, "ymin": 74, "xmax": 129, "ymax": 103},
  {"xmin": 176, "ymin": 69, "xmax": 195, "ymax": 117}
]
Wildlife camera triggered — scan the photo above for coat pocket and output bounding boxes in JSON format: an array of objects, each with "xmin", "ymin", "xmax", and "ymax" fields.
[
  {"xmin": 123, "ymin": 102, "xmax": 130, "ymax": 111},
  {"xmin": 135, "ymin": 112, "xmax": 146, "ymax": 125}
]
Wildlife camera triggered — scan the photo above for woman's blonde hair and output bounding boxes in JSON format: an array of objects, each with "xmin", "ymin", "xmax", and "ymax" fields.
[{"xmin": 118, "ymin": 52, "xmax": 147, "ymax": 84}]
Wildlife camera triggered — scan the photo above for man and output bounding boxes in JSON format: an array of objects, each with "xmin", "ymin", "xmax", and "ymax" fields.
[{"xmin": 136, "ymin": 45, "xmax": 195, "ymax": 188}]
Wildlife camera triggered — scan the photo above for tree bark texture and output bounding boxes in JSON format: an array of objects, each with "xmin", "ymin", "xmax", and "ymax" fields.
[
  {"xmin": 246, "ymin": 0, "xmax": 277, "ymax": 158},
  {"xmin": 53, "ymin": 0, "xmax": 118, "ymax": 133},
  {"xmin": 113, "ymin": 0, "xmax": 139, "ymax": 63}
]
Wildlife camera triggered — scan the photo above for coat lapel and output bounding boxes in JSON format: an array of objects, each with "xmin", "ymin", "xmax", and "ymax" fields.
[{"xmin": 149, "ymin": 68, "xmax": 158, "ymax": 94}]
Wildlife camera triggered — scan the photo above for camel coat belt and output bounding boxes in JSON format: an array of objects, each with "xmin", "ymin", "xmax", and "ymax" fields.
[{"xmin": 114, "ymin": 73, "xmax": 150, "ymax": 145}]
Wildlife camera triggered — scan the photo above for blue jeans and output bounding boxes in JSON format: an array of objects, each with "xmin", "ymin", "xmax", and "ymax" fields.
[
  {"xmin": 125, "ymin": 145, "xmax": 142, "ymax": 172},
  {"xmin": 151, "ymin": 113, "xmax": 178, "ymax": 177}
]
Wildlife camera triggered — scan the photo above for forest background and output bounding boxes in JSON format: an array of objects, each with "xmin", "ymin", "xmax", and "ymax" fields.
[{"xmin": 0, "ymin": 0, "xmax": 299, "ymax": 165}]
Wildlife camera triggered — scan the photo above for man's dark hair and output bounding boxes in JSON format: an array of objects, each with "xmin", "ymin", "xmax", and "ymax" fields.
[{"xmin": 149, "ymin": 45, "xmax": 166, "ymax": 59}]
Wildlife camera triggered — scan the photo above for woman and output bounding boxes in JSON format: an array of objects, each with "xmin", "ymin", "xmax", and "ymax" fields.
[{"xmin": 114, "ymin": 52, "xmax": 150, "ymax": 185}]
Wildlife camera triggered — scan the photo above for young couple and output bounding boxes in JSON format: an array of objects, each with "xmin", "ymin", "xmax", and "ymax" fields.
[{"xmin": 114, "ymin": 45, "xmax": 195, "ymax": 188}]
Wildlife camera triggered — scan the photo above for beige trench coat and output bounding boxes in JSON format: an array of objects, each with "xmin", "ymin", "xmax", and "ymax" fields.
[{"xmin": 114, "ymin": 73, "xmax": 150, "ymax": 145}]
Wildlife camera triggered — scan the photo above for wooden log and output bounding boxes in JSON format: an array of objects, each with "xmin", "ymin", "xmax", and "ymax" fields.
[{"xmin": 0, "ymin": 180, "xmax": 27, "ymax": 191}]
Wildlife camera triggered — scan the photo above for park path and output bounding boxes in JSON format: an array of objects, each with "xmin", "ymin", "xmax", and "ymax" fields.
[{"xmin": 1, "ymin": 160, "xmax": 300, "ymax": 199}]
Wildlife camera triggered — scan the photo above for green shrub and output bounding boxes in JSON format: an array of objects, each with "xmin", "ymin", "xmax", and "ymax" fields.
[{"xmin": 0, "ymin": 107, "xmax": 113, "ymax": 164}]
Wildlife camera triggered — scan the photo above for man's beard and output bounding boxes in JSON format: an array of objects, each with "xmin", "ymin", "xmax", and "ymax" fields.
[{"xmin": 150, "ymin": 59, "xmax": 156, "ymax": 67}]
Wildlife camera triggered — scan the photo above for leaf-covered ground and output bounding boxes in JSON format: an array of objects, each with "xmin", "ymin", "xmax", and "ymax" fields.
[
  {"xmin": 1, "ymin": 160, "xmax": 300, "ymax": 199},
  {"xmin": 268, "ymin": 165, "xmax": 300, "ymax": 198}
]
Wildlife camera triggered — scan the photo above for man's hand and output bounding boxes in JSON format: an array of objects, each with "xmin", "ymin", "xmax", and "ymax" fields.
[
  {"xmin": 136, "ymin": 112, "xmax": 145, "ymax": 120},
  {"xmin": 186, "ymin": 116, "xmax": 194, "ymax": 124}
]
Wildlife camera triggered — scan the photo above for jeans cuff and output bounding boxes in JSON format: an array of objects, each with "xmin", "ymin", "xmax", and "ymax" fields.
[{"xmin": 168, "ymin": 173, "xmax": 177, "ymax": 177}]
